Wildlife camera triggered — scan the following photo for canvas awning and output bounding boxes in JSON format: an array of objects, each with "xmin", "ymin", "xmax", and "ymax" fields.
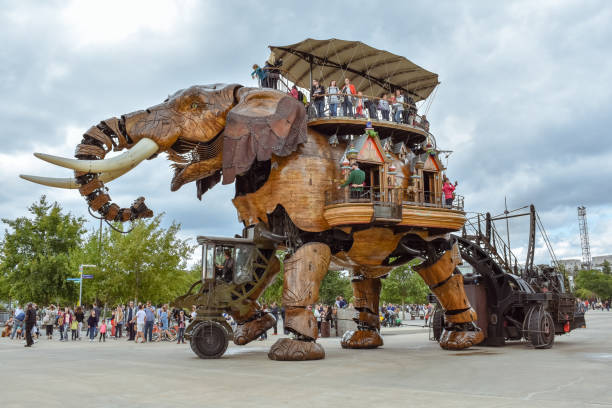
[{"xmin": 269, "ymin": 38, "xmax": 439, "ymax": 102}]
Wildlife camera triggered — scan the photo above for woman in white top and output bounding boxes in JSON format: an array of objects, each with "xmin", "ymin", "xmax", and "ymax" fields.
[{"xmin": 327, "ymin": 80, "xmax": 340, "ymax": 117}]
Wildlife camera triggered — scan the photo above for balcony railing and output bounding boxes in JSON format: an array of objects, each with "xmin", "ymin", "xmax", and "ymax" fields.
[
  {"xmin": 258, "ymin": 68, "xmax": 431, "ymax": 132},
  {"xmin": 325, "ymin": 187, "xmax": 464, "ymax": 211}
]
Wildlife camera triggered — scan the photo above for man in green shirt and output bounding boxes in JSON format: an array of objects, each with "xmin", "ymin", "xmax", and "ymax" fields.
[{"xmin": 338, "ymin": 163, "xmax": 366, "ymax": 198}]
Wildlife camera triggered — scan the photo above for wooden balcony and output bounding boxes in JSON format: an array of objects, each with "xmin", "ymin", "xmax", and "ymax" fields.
[
  {"xmin": 323, "ymin": 188, "xmax": 465, "ymax": 231},
  {"xmin": 308, "ymin": 116, "xmax": 428, "ymax": 146}
]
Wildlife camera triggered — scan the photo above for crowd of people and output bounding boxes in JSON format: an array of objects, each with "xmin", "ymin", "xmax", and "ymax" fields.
[
  {"xmin": 577, "ymin": 299, "xmax": 611, "ymax": 312},
  {"xmin": 1, "ymin": 301, "xmax": 191, "ymax": 347},
  {"xmin": 250, "ymin": 60, "xmax": 430, "ymax": 130},
  {"xmin": 304, "ymin": 78, "xmax": 429, "ymax": 129}
]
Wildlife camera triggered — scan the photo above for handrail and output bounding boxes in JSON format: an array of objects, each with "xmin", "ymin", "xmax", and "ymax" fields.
[
  {"xmin": 325, "ymin": 186, "xmax": 464, "ymax": 211},
  {"xmin": 258, "ymin": 68, "xmax": 430, "ymax": 129},
  {"xmin": 462, "ymin": 213, "xmax": 522, "ymax": 274}
]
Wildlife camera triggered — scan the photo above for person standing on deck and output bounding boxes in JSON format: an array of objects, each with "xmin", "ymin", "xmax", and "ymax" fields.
[
  {"xmin": 311, "ymin": 79, "xmax": 325, "ymax": 118},
  {"xmin": 341, "ymin": 78, "xmax": 356, "ymax": 117},
  {"xmin": 393, "ymin": 89, "xmax": 405, "ymax": 123},
  {"xmin": 442, "ymin": 177, "xmax": 457, "ymax": 206},
  {"xmin": 378, "ymin": 94, "xmax": 390, "ymax": 121},
  {"xmin": 327, "ymin": 80, "xmax": 340, "ymax": 117},
  {"xmin": 338, "ymin": 162, "xmax": 366, "ymax": 198}
]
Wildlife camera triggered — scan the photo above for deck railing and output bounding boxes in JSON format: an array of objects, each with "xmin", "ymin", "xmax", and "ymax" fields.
[
  {"xmin": 325, "ymin": 187, "xmax": 464, "ymax": 211},
  {"xmin": 259, "ymin": 68, "xmax": 430, "ymax": 131}
]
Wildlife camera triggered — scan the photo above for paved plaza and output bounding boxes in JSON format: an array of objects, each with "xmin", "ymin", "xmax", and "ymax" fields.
[{"xmin": 1, "ymin": 313, "xmax": 611, "ymax": 408}]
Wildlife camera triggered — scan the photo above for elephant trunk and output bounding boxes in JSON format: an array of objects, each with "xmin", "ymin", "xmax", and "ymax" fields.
[{"xmin": 73, "ymin": 116, "xmax": 155, "ymax": 221}]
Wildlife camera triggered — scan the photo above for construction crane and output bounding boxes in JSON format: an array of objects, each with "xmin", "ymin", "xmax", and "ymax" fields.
[{"xmin": 577, "ymin": 206, "xmax": 592, "ymax": 270}]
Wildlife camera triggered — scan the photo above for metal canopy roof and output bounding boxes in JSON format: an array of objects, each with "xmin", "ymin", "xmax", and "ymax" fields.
[{"xmin": 269, "ymin": 38, "xmax": 439, "ymax": 102}]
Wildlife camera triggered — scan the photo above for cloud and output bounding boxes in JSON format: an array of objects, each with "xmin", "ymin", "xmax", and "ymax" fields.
[{"xmin": 1, "ymin": 0, "xmax": 611, "ymax": 265}]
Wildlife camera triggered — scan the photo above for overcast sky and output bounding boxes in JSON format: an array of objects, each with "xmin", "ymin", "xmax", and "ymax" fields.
[{"xmin": 1, "ymin": 0, "xmax": 610, "ymax": 265}]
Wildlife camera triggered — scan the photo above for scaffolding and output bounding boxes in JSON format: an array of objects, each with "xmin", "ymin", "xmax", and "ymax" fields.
[{"xmin": 577, "ymin": 206, "xmax": 592, "ymax": 270}]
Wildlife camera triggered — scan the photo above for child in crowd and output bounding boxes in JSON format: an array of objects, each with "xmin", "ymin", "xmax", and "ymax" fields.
[
  {"xmin": 355, "ymin": 92, "xmax": 364, "ymax": 118},
  {"xmin": 71, "ymin": 319, "xmax": 78, "ymax": 340},
  {"xmin": 99, "ymin": 320, "xmax": 107, "ymax": 342}
]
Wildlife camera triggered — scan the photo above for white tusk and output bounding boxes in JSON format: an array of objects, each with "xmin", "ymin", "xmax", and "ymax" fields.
[
  {"xmin": 20, "ymin": 174, "xmax": 79, "ymax": 189},
  {"xmin": 20, "ymin": 167, "xmax": 135, "ymax": 190},
  {"xmin": 33, "ymin": 138, "xmax": 159, "ymax": 173}
]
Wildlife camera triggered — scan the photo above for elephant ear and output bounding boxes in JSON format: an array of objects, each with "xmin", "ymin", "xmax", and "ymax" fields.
[{"xmin": 222, "ymin": 87, "xmax": 307, "ymax": 184}]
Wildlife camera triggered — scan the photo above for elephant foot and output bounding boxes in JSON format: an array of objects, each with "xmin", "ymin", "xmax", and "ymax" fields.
[
  {"xmin": 341, "ymin": 329, "xmax": 384, "ymax": 349},
  {"xmin": 233, "ymin": 313, "xmax": 276, "ymax": 346},
  {"xmin": 439, "ymin": 323, "xmax": 484, "ymax": 350},
  {"xmin": 268, "ymin": 338, "xmax": 325, "ymax": 361}
]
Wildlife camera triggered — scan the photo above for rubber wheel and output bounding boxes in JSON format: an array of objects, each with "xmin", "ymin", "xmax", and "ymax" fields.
[
  {"xmin": 432, "ymin": 308, "xmax": 444, "ymax": 341},
  {"xmin": 190, "ymin": 321, "xmax": 229, "ymax": 359},
  {"xmin": 526, "ymin": 307, "xmax": 555, "ymax": 349}
]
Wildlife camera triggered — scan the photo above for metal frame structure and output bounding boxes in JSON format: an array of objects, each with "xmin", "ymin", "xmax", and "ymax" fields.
[{"xmin": 577, "ymin": 206, "xmax": 592, "ymax": 270}]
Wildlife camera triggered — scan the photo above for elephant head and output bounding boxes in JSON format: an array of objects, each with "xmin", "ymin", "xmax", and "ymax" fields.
[{"xmin": 21, "ymin": 84, "xmax": 307, "ymax": 221}]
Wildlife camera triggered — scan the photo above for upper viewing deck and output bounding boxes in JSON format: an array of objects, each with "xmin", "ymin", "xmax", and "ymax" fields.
[{"xmin": 252, "ymin": 39, "xmax": 465, "ymax": 233}]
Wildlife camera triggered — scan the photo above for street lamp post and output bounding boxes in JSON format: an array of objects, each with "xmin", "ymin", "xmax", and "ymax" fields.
[{"xmin": 79, "ymin": 264, "xmax": 97, "ymax": 306}]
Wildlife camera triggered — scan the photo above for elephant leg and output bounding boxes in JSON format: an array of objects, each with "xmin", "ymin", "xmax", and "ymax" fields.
[
  {"xmin": 268, "ymin": 242, "xmax": 330, "ymax": 361},
  {"xmin": 341, "ymin": 277, "xmax": 384, "ymax": 349},
  {"xmin": 415, "ymin": 243, "xmax": 484, "ymax": 350},
  {"xmin": 232, "ymin": 300, "xmax": 276, "ymax": 346}
]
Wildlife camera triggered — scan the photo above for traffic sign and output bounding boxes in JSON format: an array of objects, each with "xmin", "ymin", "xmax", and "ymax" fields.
[
  {"xmin": 66, "ymin": 278, "xmax": 81, "ymax": 282},
  {"xmin": 82, "ymin": 274, "xmax": 94, "ymax": 279}
]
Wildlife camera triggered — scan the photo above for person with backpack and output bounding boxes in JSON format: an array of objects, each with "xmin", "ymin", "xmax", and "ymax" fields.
[
  {"xmin": 24, "ymin": 303, "xmax": 37, "ymax": 347},
  {"xmin": 74, "ymin": 306, "xmax": 84, "ymax": 341},
  {"xmin": 10, "ymin": 306, "xmax": 25, "ymax": 340},
  {"xmin": 42, "ymin": 305, "xmax": 57, "ymax": 340}
]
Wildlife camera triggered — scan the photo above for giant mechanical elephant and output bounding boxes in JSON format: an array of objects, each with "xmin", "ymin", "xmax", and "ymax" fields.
[{"xmin": 22, "ymin": 84, "xmax": 484, "ymax": 360}]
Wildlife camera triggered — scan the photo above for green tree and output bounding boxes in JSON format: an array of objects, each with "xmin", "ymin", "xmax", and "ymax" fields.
[
  {"xmin": 575, "ymin": 269, "xmax": 612, "ymax": 299},
  {"xmin": 260, "ymin": 250, "xmax": 353, "ymax": 306},
  {"xmin": 602, "ymin": 260, "xmax": 611, "ymax": 275},
  {"xmin": 0, "ymin": 196, "xmax": 86, "ymax": 305},
  {"xmin": 381, "ymin": 260, "xmax": 429, "ymax": 317},
  {"xmin": 76, "ymin": 215, "xmax": 195, "ymax": 307},
  {"xmin": 319, "ymin": 270, "xmax": 352, "ymax": 305}
]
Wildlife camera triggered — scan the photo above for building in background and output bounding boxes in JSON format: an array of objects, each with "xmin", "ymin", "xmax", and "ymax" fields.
[{"xmin": 559, "ymin": 255, "xmax": 612, "ymax": 272}]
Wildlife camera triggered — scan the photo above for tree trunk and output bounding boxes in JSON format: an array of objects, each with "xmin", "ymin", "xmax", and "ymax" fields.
[{"xmin": 401, "ymin": 299, "xmax": 405, "ymax": 320}]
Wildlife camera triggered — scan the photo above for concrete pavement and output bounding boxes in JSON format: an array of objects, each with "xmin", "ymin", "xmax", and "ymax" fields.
[{"xmin": 0, "ymin": 312, "xmax": 610, "ymax": 408}]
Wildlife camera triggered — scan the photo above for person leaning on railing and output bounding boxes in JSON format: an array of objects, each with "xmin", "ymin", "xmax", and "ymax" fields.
[
  {"xmin": 251, "ymin": 64, "xmax": 267, "ymax": 88},
  {"xmin": 337, "ymin": 162, "xmax": 365, "ymax": 198},
  {"xmin": 378, "ymin": 94, "xmax": 391, "ymax": 120},
  {"xmin": 392, "ymin": 89, "xmax": 405, "ymax": 123},
  {"xmin": 263, "ymin": 52, "xmax": 282, "ymax": 90},
  {"xmin": 341, "ymin": 78, "xmax": 356, "ymax": 117}
]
